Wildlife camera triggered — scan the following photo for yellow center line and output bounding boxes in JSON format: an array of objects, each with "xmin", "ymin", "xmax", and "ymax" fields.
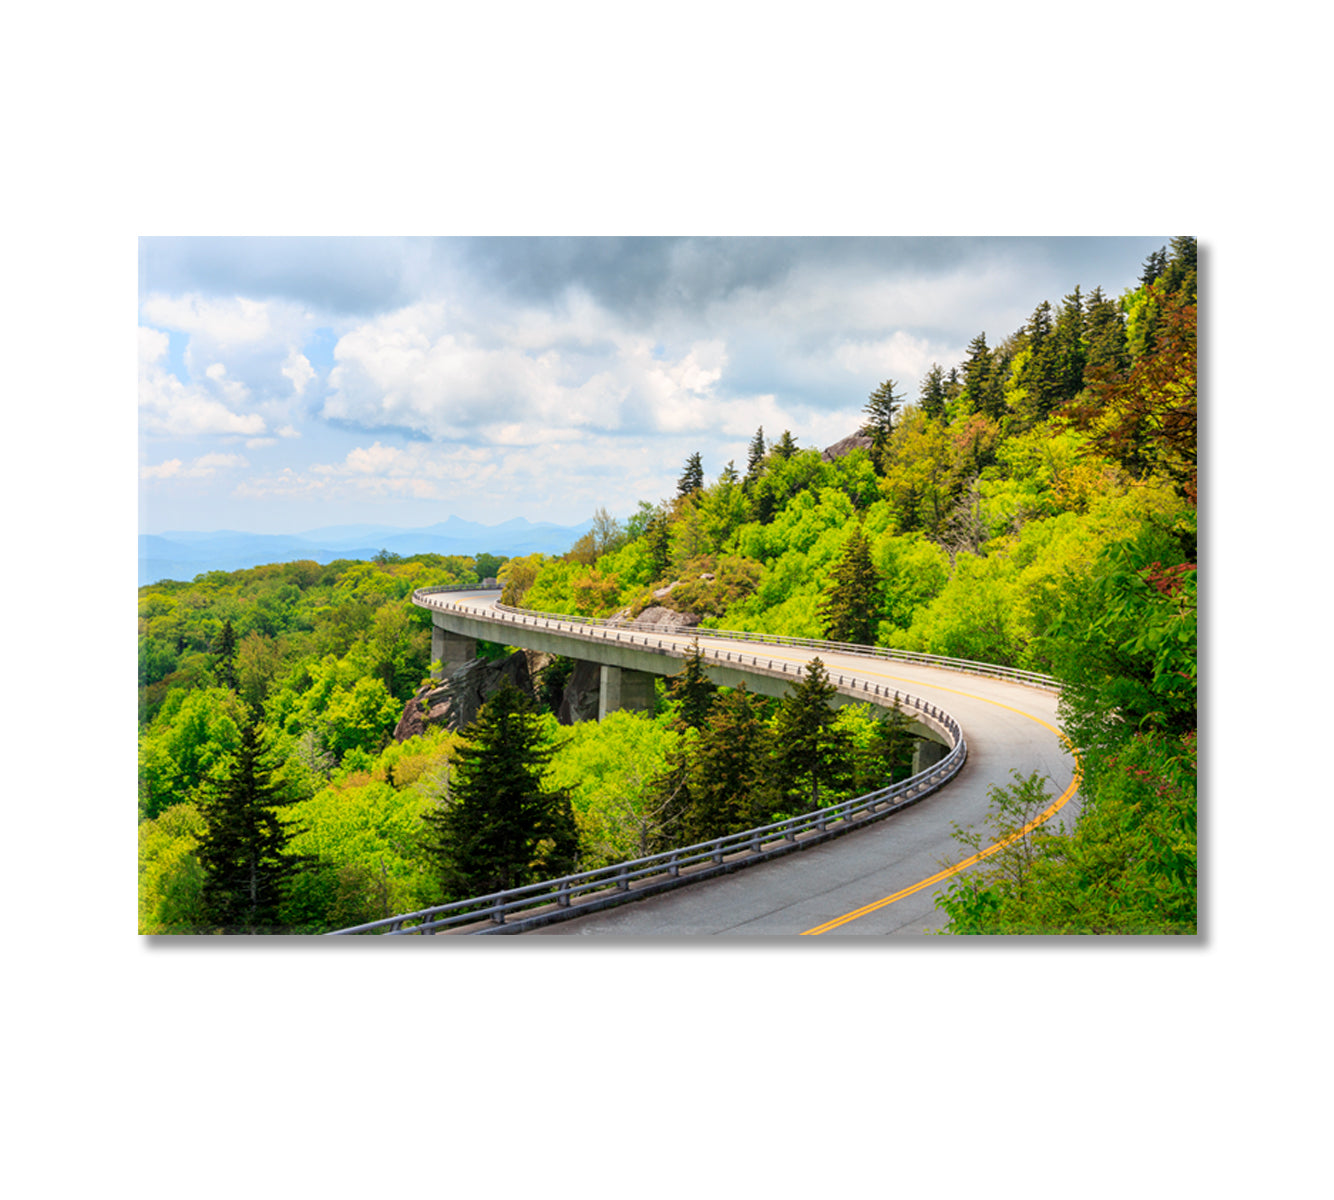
[{"xmin": 462, "ymin": 600, "xmax": 1081, "ymax": 934}]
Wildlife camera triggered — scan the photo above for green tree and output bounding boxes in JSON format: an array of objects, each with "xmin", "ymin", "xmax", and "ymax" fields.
[
  {"xmin": 817, "ymin": 526, "xmax": 883, "ymax": 645},
  {"xmin": 861, "ymin": 379, "xmax": 903, "ymax": 467},
  {"xmin": 421, "ymin": 684, "xmax": 577, "ymax": 898},
  {"xmin": 771, "ymin": 657, "xmax": 850, "ymax": 811},
  {"xmin": 919, "ymin": 364, "xmax": 947, "ymax": 421},
  {"xmin": 677, "ymin": 452, "xmax": 705, "ymax": 499},
  {"xmin": 745, "ymin": 426, "xmax": 767, "ymax": 482},
  {"xmin": 667, "ymin": 639, "xmax": 718, "ymax": 731},
  {"xmin": 682, "ymin": 684, "xmax": 775, "ymax": 841},
  {"xmin": 212, "ymin": 618, "xmax": 238, "ymax": 689},
  {"xmin": 196, "ymin": 712, "xmax": 305, "ymax": 933},
  {"xmin": 772, "ymin": 430, "xmax": 798, "ymax": 460}
]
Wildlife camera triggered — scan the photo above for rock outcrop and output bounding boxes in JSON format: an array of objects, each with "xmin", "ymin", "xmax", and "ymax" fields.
[
  {"xmin": 821, "ymin": 432, "xmax": 873, "ymax": 462},
  {"xmin": 394, "ymin": 650, "xmax": 536, "ymax": 739},
  {"xmin": 556, "ymin": 658, "xmax": 603, "ymax": 725}
]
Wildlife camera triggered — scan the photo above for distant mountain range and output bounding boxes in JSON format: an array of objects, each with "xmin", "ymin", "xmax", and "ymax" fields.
[{"xmin": 139, "ymin": 516, "xmax": 595, "ymax": 587}]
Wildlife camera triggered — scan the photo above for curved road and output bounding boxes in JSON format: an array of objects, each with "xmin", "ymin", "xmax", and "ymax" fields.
[{"xmin": 419, "ymin": 591, "xmax": 1081, "ymax": 936}]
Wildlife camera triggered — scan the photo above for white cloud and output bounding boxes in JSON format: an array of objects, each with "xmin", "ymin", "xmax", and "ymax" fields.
[
  {"xmin": 281, "ymin": 349, "xmax": 316, "ymax": 396},
  {"xmin": 321, "ymin": 296, "xmax": 732, "ymax": 444},
  {"xmin": 138, "ymin": 325, "xmax": 268, "ymax": 438},
  {"xmin": 140, "ymin": 452, "xmax": 248, "ymax": 480},
  {"xmin": 141, "ymin": 293, "xmax": 274, "ymax": 347}
]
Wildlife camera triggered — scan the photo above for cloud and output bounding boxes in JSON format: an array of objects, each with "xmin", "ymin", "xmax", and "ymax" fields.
[
  {"xmin": 140, "ymin": 452, "xmax": 248, "ymax": 480},
  {"xmin": 139, "ymin": 326, "xmax": 268, "ymax": 438},
  {"xmin": 321, "ymin": 295, "xmax": 733, "ymax": 443},
  {"xmin": 281, "ymin": 349, "xmax": 315, "ymax": 396}
]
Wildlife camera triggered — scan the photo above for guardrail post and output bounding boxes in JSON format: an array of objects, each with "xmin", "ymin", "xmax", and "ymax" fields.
[
  {"xmin": 668, "ymin": 854, "xmax": 679, "ymax": 877},
  {"xmin": 557, "ymin": 881, "xmax": 570, "ymax": 908},
  {"xmin": 617, "ymin": 867, "xmax": 629, "ymax": 892},
  {"xmin": 490, "ymin": 899, "xmax": 505, "ymax": 925}
]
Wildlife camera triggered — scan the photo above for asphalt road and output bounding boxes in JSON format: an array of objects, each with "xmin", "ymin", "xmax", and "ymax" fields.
[{"xmin": 418, "ymin": 590, "xmax": 1081, "ymax": 937}]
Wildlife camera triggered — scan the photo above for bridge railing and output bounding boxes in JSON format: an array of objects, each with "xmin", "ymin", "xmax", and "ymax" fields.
[
  {"xmin": 411, "ymin": 586, "xmax": 1057, "ymax": 691},
  {"xmin": 326, "ymin": 703, "xmax": 965, "ymax": 936}
]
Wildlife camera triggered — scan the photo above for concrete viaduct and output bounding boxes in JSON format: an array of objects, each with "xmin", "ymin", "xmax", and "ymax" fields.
[{"xmin": 404, "ymin": 587, "xmax": 1080, "ymax": 935}]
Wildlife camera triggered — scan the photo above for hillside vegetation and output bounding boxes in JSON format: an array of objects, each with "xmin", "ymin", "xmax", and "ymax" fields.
[{"xmin": 138, "ymin": 239, "xmax": 1196, "ymax": 934}]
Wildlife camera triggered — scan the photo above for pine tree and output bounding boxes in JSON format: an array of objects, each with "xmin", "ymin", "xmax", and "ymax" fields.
[
  {"xmin": 862, "ymin": 704, "xmax": 917, "ymax": 790},
  {"xmin": 719, "ymin": 459, "xmax": 739, "ymax": 485},
  {"xmin": 771, "ymin": 658, "xmax": 851, "ymax": 812},
  {"xmin": 422, "ymin": 684, "xmax": 577, "ymax": 899},
  {"xmin": 1140, "ymin": 246, "xmax": 1168, "ymax": 288},
  {"xmin": 677, "ymin": 452, "xmax": 704, "ymax": 498},
  {"xmin": 1053, "ymin": 286, "xmax": 1087, "ymax": 405},
  {"xmin": 817, "ymin": 526, "xmax": 883, "ymax": 645},
  {"xmin": 861, "ymin": 379, "xmax": 903, "ymax": 467},
  {"xmin": 772, "ymin": 430, "xmax": 798, "ymax": 460},
  {"xmin": 682, "ymin": 684, "xmax": 775, "ymax": 841},
  {"xmin": 668, "ymin": 639, "xmax": 718, "ymax": 731},
  {"xmin": 961, "ymin": 333, "xmax": 996, "ymax": 416},
  {"xmin": 645, "ymin": 506, "xmax": 672, "ymax": 580},
  {"xmin": 1083, "ymin": 286, "xmax": 1128, "ymax": 378},
  {"xmin": 212, "ymin": 618, "xmax": 238, "ymax": 690},
  {"xmin": 745, "ymin": 426, "xmax": 767, "ymax": 481},
  {"xmin": 196, "ymin": 711, "xmax": 303, "ymax": 932},
  {"xmin": 919, "ymin": 363, "xmax": 947, "ymax": 421}
]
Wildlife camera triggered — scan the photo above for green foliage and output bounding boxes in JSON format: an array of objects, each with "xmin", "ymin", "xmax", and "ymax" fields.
[
  {"xmin": 139, "ymin": 803, "xmax": 207, "ymax": 933},
  {"xmin": 544, "ymin": 710, "xmax": 681, "ymax": 867},
  {"xmin": 771, "ymin": 658, "xmax": 850, "ymax": 811},
  {"xmin": 195, "ymin": 714, "xmax": 305, "ymax": 933},
  {"xmin": 680, "ymin": 684, "xmax": 776, "ymax": 841},
  {"xmin": 677, "ymin": 451, "xmax": 704, "ymax": 498},
  {"xmin": 935, "ymin": 734, "xmax": 1196, "ymax": 934},
  {"xmin": 818, "ymin": 525, "xmax": 883, "ymax": 645},
  {"xmin": 666, "ymin": 640, "xmax": 718, "ymax": 731},
  {"xmin": 421, "ymin": 685, "xmax": 577, "ymax": 899}
]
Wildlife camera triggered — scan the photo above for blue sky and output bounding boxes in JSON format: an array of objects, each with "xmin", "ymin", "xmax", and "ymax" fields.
[{"xmin": 138, "ymin": 236, "xmax": 1169, "ymax": 535}]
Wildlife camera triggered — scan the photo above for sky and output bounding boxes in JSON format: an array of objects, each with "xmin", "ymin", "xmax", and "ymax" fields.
[{"xmin": 137, "ymin": 235, "xmax": 1170, "ymax": 535}]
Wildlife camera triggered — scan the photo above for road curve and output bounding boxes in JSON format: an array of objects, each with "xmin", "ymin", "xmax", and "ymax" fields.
[{"xmin": 417, "ymin": 590, "xmax": 1081, "ymax": 936}]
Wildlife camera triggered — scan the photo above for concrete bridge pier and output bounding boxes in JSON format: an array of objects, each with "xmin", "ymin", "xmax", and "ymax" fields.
[
  {"xmin": 432, "ymin": 627, "xmax": 477, "ymax": 680},
  {"xmin": 598, "ymin": 665, "xmax": 655, "ymax": 720},
  {"xmin": 913, "ymin": 736, "xmax": 950, "ymax": 775}
]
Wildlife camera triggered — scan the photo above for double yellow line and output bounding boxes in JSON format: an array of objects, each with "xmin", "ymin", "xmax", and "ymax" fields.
[{"xmin": 801, "ymin": 697, "xmax": 1082, "ymax": 935}]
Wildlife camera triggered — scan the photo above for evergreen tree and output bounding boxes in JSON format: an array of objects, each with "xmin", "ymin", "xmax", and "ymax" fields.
[
  {"xmin": 1140, "ymin": 246, "xmax": 1168, "ymax": 288},
  {"xmin": 817, "ymin": 526, "xmax": 883, "ymax": 645},
  {"xmin": 212, "ymin": 618, "xmax": 238, "ymax": 690},
  {"xmin": 1083, "ymin": 286, "xmax": 1128, "ymax": 378},
  {"xmin": 719, "ymin": 459, "xmax": 740, "ymax": 485},
  {"xmin": 1053, "ymin": 286, "xmax": 1088, "ymax": 406},
  {"xmin": 919, "ymin": 363, "xmax": 947, "ymax": 421},
  {"xmin": 860, "ymin": 704, "xmax": 917, "ymax": 791},
  {"xmin": 196, "ymin": 711, "xmax": 303, "ymax": 932},
  {"xmin": 772, "ymin": 430, "xmax": 798, "ymax": 460},
  {"xmin": 422, "ymin": 684, "xmax": 577, "ymax": 898},
  {"xmin": 682, "ymin": 684, "xmax": 775, "ymax": 841},
  {"xmin": 861, "ymin": 379, "xmax": 903, "ymax": 467},
  {"xmin": 745, "ymin": 426, "xmax": 767, "ymax": 481},
  {"xmin": 961, "ymin": 333, "xmax": 997, "ymax": 417},
  {"xmin": 771, "ymin": 658, "xmax": 851, "ymax": 812},
  {"xmin": 668, "ymin": 639, "xmax": 718, "ymax": 731},
  {"xmin": 645, "ymin": 506, "xmax": 672, "ymax": 579},
  {"xmin": 1159, "ymin": 235, "xmax": 1198, "ymax": 302},
  {"xmin": 677, "ymin": 452, "xmax": 705, "ymax": 499},
  {"xmin": 1020, "ymin": 301, "xmax": 1063, "ymax": 422}
]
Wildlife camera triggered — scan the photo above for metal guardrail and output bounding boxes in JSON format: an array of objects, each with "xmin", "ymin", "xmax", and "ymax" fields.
[
  {"xmin": 326, "ymin": 585, "xmax": 978, "ymax": 935},
  {"xmin": 327, "ymin": 706, "xmax": 966, "ymax": 936},
  {"xmin": 411, "ymin": 584, "xmax": 1058, "ymax": 691}
]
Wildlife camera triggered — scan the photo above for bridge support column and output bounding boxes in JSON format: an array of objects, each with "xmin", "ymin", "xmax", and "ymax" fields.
[
  {"xmin": 431, "ymin": 625, "xmax": 476, "ymax": 680},
  {"xmin": 913, "ymin": 737, "xmax": 949, "ymax": 775},
  {"xmin": 598, "ymin": 665, "xmax": 655, "ymax": 720}
]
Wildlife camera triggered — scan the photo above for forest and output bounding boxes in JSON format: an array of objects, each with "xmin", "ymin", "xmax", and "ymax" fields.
[{"xmin": 138, "ymin": 237, "xmax": 1197, "ymax": 935}]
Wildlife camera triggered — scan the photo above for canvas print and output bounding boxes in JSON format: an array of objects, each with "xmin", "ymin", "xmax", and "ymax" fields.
[{"xmin": 137, "ymin": 236, "xmax": 1197, "ymax": 936}]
